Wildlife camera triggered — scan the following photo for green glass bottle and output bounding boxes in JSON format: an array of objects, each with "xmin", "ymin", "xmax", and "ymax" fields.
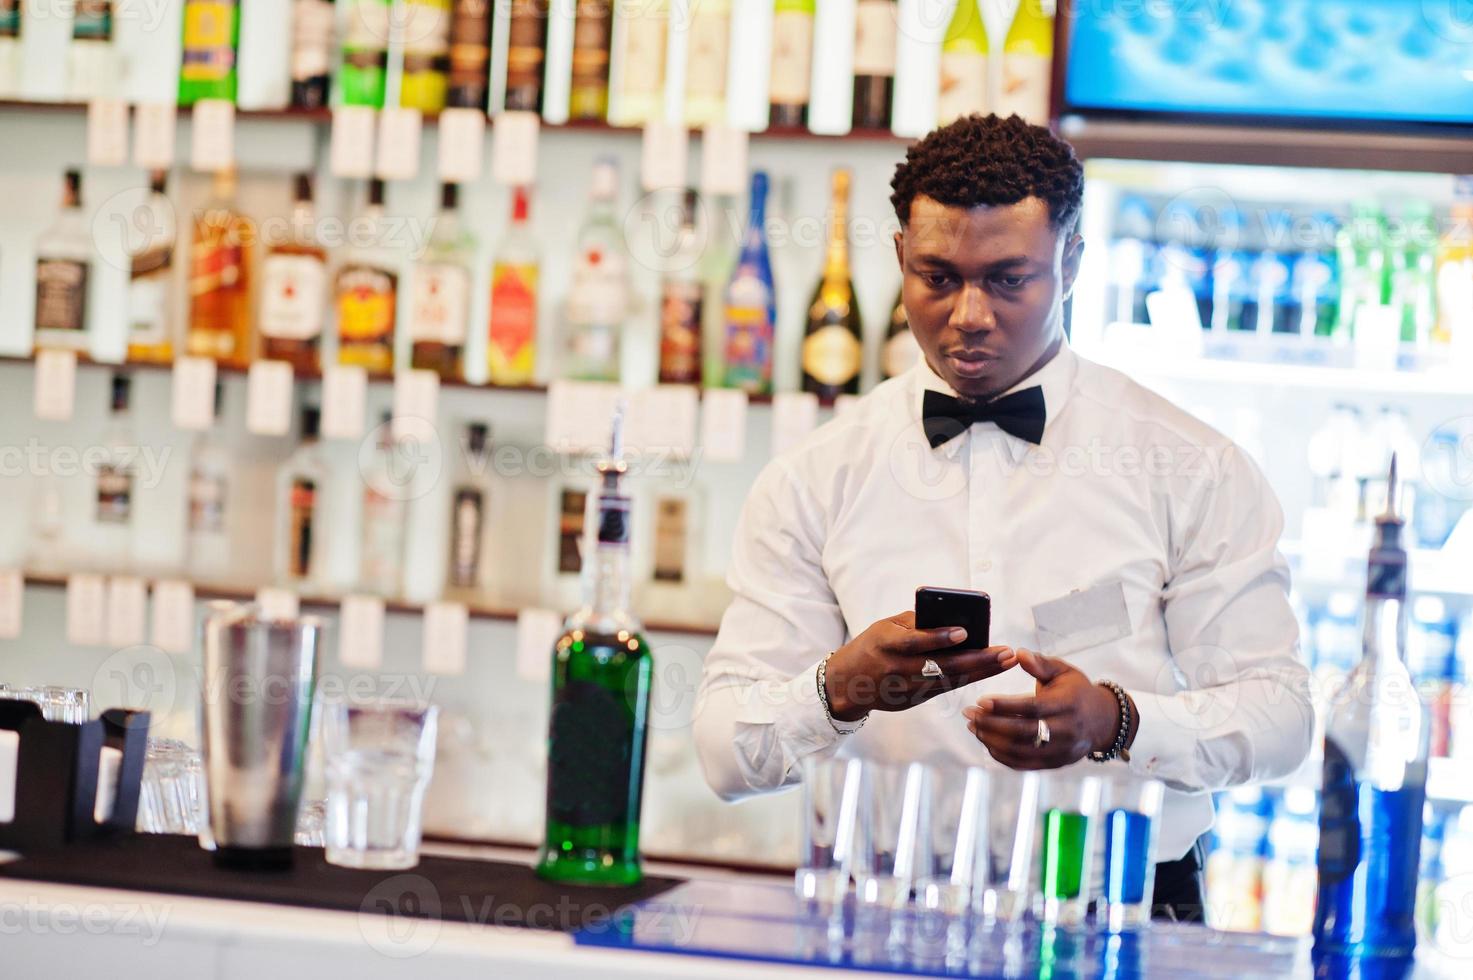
[
  {"xmin": 536, "ymin": 409, "xmax": 653, "ymax": 887},
  {"xmin": 178, "ymin": 0, "xmax": 239, "ymax": 105},
  {"xmin": 342, "ymin": 0, "xmax": 391, "ymax": 107}
]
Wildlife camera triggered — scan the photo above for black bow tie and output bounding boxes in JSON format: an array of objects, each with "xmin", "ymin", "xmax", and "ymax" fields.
[{"xmin": 922, "ymin": 387, "xmax": 1047, "ymax": 448}]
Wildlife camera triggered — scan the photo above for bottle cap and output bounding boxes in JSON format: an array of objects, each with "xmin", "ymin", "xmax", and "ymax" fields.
[
  {"xmin": 368, "ymin": 178, "xmax": 386, "ymax": 207},
  {"xmin": 511, "ymin": 185, "xmax": 530, "ymax": 222},
  {"xmin": 149, "ymin": 169, "xmax": 168, "ymax": 195},
  {"xmin": 301, "ymin": 405, "xmax": 321, "ymax": 440},
  {"xmin": 64, "ymin": 169, "xmax": 82, "ymax": 207},
  {"xmin": 466, "ymin": 422, "xmax": 490, "ymax": 456},
  {"xmin": 441, "ymin": 182, "xmax": 459, "ymax": 211},
  {"xmin": 110, "ymin": 373, "xmax": 131, "ymax": 414},
  {"xmin": 294, "ymin": 172, "xmax": 314, "ymax": 204}
]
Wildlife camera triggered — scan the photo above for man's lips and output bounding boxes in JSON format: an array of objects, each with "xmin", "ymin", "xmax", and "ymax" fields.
[{"xmin": 945, "ymin": 352, "xmax": 994, "ymax": 378}]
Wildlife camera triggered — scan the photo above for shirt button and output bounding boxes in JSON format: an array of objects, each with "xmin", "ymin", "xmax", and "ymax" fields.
[{"xmin": 978, "ymin": 560, "xmax": 993, "ymax": 573}]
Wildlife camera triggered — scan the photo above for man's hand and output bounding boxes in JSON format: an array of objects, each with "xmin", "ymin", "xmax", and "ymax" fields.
[
  {"xmin": 961, "ymin": 649, "xmax": 1133, "ymax": 769},
  {"xmin": 823, "ymin": 611, "xmax": 1018, "ymax": 722}
]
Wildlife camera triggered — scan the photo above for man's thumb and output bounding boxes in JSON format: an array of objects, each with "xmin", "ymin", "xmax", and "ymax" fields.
[{"xmin": 1018, "ymin": 649, "xmax": 1070, "ymax": 684}]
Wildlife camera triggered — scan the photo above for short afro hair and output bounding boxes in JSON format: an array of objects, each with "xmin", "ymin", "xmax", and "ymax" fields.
[{"xmin": 890, "ymin": 114, "xmax": 1084, "ymax": 235}]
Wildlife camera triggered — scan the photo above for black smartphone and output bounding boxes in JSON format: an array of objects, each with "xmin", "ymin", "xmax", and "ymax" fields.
[{"xmin": 915, "ymin": 586, "xmax": 991, "ymax": 655}]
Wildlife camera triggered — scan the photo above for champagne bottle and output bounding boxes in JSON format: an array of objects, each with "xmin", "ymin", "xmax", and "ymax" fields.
[
  {"xmin": 997, "ymin": 0, "xmax": 1053, "ymax": 125},
  {"xmin": 259, "ymin": 173, "xmax": 328, "ymax": 372},
  {"xmin": 488, "ymin": 186, "xmax": 540, "ymax": 385},
  {"xmin": 33, "ymin": 170, "xmax": 92, "ymax": 354},
  {"xmin": 178, "ymin": 0, "xmax": 239, "ymax": 105},
  {"xmin": 801, "ymin": 168, "xmax": 862, "ymax": 399},
  {"xmin": 187, "ymin": 167, "xmax": 255, "ymax": 368},
  {"xmin": 505, "ymin": 0, "xmax": 549, "ymax": 112},
  {"xmin": 401, "ymin": 0, "xmax": 451, "ymax": 112},
  {"xmin": 342, "ymin": 0, "xmax": 391, "ymax": 107},
  {"xmin": 658, "ymin": 189, "xmax": 704, "ymax": 385},
  {"xmin": 937, "ymin": 0, "xmax": 988, "ymax": 125},
  {"xmin": 768, "ymin": 0, "xmax": 814, "ymax": 128},
  {"xmin": 290, "ymin": 0, "xmax": 335, "ymax": 108},
  {"xmin": 127, "ymin": 170, "xmax": 179, "ymax": 365},
  {"xmin": 851, "ymin": 0, "xmax": 896, "ymax": 131},
  {"xmin": 335, "ymin": 179, "xmax": 399, "ymax": 373},
  {"xmin": 569, "ymin": 0, "xmax": 612, "ymax": 120},
  {"xmin": 722, "ymin": 171, "xmax": 776, "ymax": 395},
  {"xmin": 536, "ymin": 409, "xmax": 653, "ymax": 887},
  {"xmin": 409, "ymin": 182, "xmax": 475, "ymax": 380},
  {"xmin": 881, "ymin": 289, "xmax": 920, "ymax": 379},
  {"xmin": 683, "ymin": 0, "xmax": 729, "ymax": 127},
  {"xmin": 447, "ymin": 0, "xmax": 492, "ymax": 109}
]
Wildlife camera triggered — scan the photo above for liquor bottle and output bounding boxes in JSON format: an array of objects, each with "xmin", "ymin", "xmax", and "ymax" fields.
[
  {"xmin": 0, "ymin": 0, "xmax": 19, "ymax": 99},
  {"xmin": 335, "ymin": 178, "xmax": 399, "ymax": 374},
  {"xmin": 1336, "ymin": 201, "xmax": 1390, "ymax": 339},
  {"xmin": 341, "ymin": 0, "xmax": 391, "ymax": 107},
  {"xmin": 409, "ymin": 182, "xmax": 474, "ymax": 380},
  {"xmin": 33, "ymin": 170, "xmax": 92, "ymax": 354},
  {"xmin": 562, "ymin": 158, "xmax": 629, "ymax": 381},
  {"xmin": 937, "ymin": 0, "xmax": 988, "ymax": 125},
  {"xmin": 699, "ymin": 192, "xmax": 739, "ymax": 387},
  {"xmin": 612, "ymin": 0, "xmax": 667, "ymax": 126},
  {"xmin": 290, "ymin": 0, "xmax": 335, "ymax": 108},
  {"xmin": 1313, "ymin": 458, "xmax": 1428, "ymax": 969},
  {"xmin": 447, "ymin": 0, "xmax": 491, "ymax": 110},
  {"xmin": 1209, "ymin": 208, "xmax": 1254, "ymax": 333},
  {"xmin": 1291, "ymin": 214, "xmax": 1339, "ymax": 338},
  {"xmin": 802, "ymin": 168, "xmax": 862, "ymax": 399},
  {"xmin": 488, "ymin": 185, "xmax": 539, "ymax": 385},
  {"xmin": 851, "ymin": 0, "xmax": 895, "ymax": 131},
  {"xmin": 1158, "ymin": 199, "xmax": 1214, "ymax": 330},
  {"xmin": 536, "ymin": 410, "xmax": 653, "ymax": 886},
  {"xmin": 1105, "ymin": 195, "xmax": 1156, "ymax": 327},
  {"xmin": 185, "ymin": 381, "xmax": 231, "ymax": 580},
  {"xmin": 445, "ymin": 421, "xmax": 493, "ymax": 598},
  {"xmin": 722, "ymin": 171, "xmax": 776, "ymax": 395},
  {"xmin": 997, "ymin": 0, "xmax": 1053, "ymax": 125},
  {"xmin": 187, "ymin": 167, "xmax": 254, "ymax": 367},
  {"xmin": 401, "ymin": 0, "xmax": 451, "ymax": 112},
  {"xmin": 505, "ymin": 0, "xmax": 549, "ymax": 112},
  {"xmin": 259, "ymin": 173, "xmax": 328, "ymax": 372},
  {"xmin": 549, "ymin": 484, "xmax": 590, "ymax": 610},
  {"xmin": 768, "ymin": 0, "xmax": 814, "ymax": 128},
  {"xmin": 178, "ymin": 0, "xmax": 240, "ymax": 105},
  {"xmin": 360, "ymin": 411, "xmax": 408, "ymax": 596},
  {"xmin": 569, "ymin": 0, "xmax": 612, "ymax": 120},
  {"xmin": 683, "ymin": 0, "xmax": 728, "ymax": 127},
  {"xmin": 880, "ymin": 289, "xmax": 920, "ymax": 379},
  {"xmin": 68, "ymin": 0, "xmax": 118, "ymax": 100},
  {"xmin": 1392, "ymin": 202, "xmax": 1437, "ymax": 346},
  {"xmin": 94, "ymin": 373, "xmax": 136, "ymax": 573},
  {"xmin": 126, "ymin": 170, "xmax": 179, "ymax": 365},
  {"xmin": 1435, "ymin": 202, "xmax": 1473, "ymax": 346},
  {"xmin": 276, "ymin": 403, "xmax": 329, "ymax": 587},
  {"xmin": 1249, "ymin": 245, "xmax": 1294, "ymax": 335},
  {"xmin": 658, "ymin": 189, "xmax": 704, "ymax": 385}
]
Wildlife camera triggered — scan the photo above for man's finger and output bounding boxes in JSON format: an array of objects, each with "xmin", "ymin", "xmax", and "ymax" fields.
[
  {"xmin": 975, "ymin": 693, "xmax": 1072, "ymax": 720},
  {"xmin": 893, "ymin": 625, "xmax": 970, "ymax": 655},
  {"xmin": 963, "ymin": 712, "xmax": 1037, "ymax": 743},
  {"xmin": 1016, "ymin": 648, "xmax": 1073, "ymax": 685},
  {"xmin": 887, "ymin": 610, "xmax": 917, "ymax": 629},
  {"xmin": 899, "ymin": 644, "xmax": 1015, "ymax": 679}
]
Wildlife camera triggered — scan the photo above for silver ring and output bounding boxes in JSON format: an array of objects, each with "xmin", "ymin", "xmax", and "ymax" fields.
[
  {"xmin": 921, "ymin": 658, "xmax": 944, "ymax": 678},
  {"xmin": 1035, "ymin": 719, "xmax": 1051, "ymax": 747}
]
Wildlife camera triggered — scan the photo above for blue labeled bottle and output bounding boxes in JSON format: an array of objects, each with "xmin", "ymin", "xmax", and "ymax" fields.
[
  {"xmin": 722, "ymin": 171, "xmax": 776, "ymax": 396},
  {"xmin": 1313, "ymin": 456, "xmax": 1428, "ymax": 977}
]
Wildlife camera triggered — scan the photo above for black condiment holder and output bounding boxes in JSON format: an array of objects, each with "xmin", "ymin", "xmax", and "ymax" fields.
[{"xmin": 0, "ymin": 701, "xmax": 150, "ymax": 851}]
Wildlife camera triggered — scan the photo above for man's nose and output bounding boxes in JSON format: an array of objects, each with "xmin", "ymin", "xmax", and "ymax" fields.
[{"xmin": 948, "ymin": 282, "xmax": 995, "ymax": 334}]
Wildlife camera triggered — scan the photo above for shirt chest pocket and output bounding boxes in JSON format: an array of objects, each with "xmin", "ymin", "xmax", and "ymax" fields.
[{"xmin": 1030, "ymin": 580, "xmax": 1134, "ymax": 657}]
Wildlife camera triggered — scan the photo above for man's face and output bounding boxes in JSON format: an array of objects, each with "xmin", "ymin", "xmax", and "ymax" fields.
[{"xmin": 894, "ymin": 195, "xmax": 1083, "ymax": 401}]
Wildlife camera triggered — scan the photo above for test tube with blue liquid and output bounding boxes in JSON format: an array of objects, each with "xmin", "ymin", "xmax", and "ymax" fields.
[{"xmin": 1100, "ymin": 776, "xmax": 1166, "ymax": 932}]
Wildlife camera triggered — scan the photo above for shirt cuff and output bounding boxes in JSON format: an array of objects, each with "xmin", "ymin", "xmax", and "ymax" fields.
[
  {"xmin": 735, "ymin": 662, "xmax": 847, "ymax": 757},
  {"xmin": 1125, "ymin": 688, "xmax": 1200, "ymax": 785}
]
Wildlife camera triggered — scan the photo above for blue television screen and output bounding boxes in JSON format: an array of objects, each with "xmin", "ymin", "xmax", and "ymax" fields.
[{"xmin": 1063, "ymin": 0, "xmax": 1473, "ymax": 126}]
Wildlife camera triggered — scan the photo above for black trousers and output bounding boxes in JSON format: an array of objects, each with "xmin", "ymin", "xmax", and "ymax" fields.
[{"xmin": 1150, "ymin": 836, "xmax": 1208, "ymax": 923}]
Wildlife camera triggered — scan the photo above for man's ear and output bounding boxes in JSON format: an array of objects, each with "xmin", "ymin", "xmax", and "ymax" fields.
[
  {"xmin": 893, "ymin": 229, "xmax": 905, "ymax": 275},
  {"xmin": 1060, "ymin": 233, "xmax": 1085, "ymax": 302}
]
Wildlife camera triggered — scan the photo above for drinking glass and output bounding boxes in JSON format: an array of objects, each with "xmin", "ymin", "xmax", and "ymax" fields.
[
  {"xmin": 854, "ymin": 760, "xmax": 933, "ymax": 910},
  {"xmin": 981, "ymin": 768, "xmax": 1042, "ymax": 923},
  {"xmin": 0, "ymin": 686, "xmax": 90, "ymax": 723},
  {"xmin": 1099, "ymin": 775, "xmax": 1166, "ymax": 932},
  {"xmin": 1032, "ymin": 770, "xmax": 1103, "ymax": 926},
  {"xmin": 136, "ymin": 739, "xmax": 206, "ymax": 835},
  {"xmin": 322, "ymin": 699, "xmax": 439, "ymax": 870},
  {"xmin": 796, "ymin": 756, "xmax": 864, "ymax": 909},
  {"xmin": 914, "ymin": 765, "xmax": 990, "ymax": 919}
]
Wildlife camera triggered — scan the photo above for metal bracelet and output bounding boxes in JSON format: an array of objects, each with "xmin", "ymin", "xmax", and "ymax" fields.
[
  {"xmin": 1089, "ymin": 680, "xmax": 1132, "ymax": 763},
  {"xmin": 816, "ymin": 655, "xmax": 866, "ymax": 736}
]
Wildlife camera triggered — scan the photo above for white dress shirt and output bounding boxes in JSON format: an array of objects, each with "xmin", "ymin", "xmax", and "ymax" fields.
[{"xmin": 693, "ymin": 342, "xmax": 1314, "ymax": 862}]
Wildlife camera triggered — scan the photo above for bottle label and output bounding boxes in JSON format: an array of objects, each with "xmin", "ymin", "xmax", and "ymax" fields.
[
  {"xmin": 181, "ymin": 1, "xmax": 238, "ymax": 81},
  {"xmin": 996, "ymin": 52, "xmax": 1050, "ymax": 124},
  {"xmin": 72, "ymin": 0, "xmax": 112, "ymax": 41},
  {"xmin": 937, "ymin": 52, "xmax": 988, "ymax": 123},
  {"xmin": 724, "ymin": 273, "xmax": 774, "ymax": 387},
  {"xmin": 449, "ymin": 0, "xmax": 491, "ymax": 92},
  {"xmin": 652, "ymin": 495, "xmax": 687, "ymax": 583},
  {"xmin": 97, "ymin": 464, "xmax": 133, "ymax": 524},
  {"xmin": 802, "ymin": 324, "xmax": 862, "ymax": 387},
  {"xmin": 188, "ymin": 469, "xmax": 227, "ymax": 534},
  {"xmin": 128, "ymin": 271, "xmax": 169, "ymax": 346},
  {"xmin": 409, "ymin": 262, "xmax": 470, "ymax": 345},
  {"xmin": 489, "ymin": 261, "xmax": 538, "ymax": 369},
  {"xmin": 547, "ymin": 678, "xmax": 635, "ymax": 826},
  {"xmin": 402, "ymin": 0, "xmax": 451, "ymax": 63},
  {"xmin": 35, "ymin": 258, "xmax": 89, "ymax": 334},
  {"xmin": 291, "ymin": 0, "xmax": 335, "ymax": 81},
  {"xmin": 336, "ymin": 264, "xmax": 397, "ymax": 348},
  {"xmin": 684, "ymin": 9, "xmax": 728, "ymax": 98},
  {"xmin": 0, "ymin": 0, "xmax": 19, "ymax": 38},
  {"xmin": 345, "ymin": 0, "xmax": 390, "ymax": 62},
  {"xmin": 557, "ymin": 488, "xmax": 587, "ymax": 574},
  {"xmin": 191, "ymin": 238, "xmax": 245, "ymax": 300},
  {"xmin": 658, "ymin": 278, "xmax": 703, "ymax": 382},
  {"xmin": 882, "ymin": 327, "xmax": 921, "ymax": 379},
  {"xmin": 506, "ymin": 1, "xmax": 549, "ymax": 84},
  {"xmin": 361, "ymin": 487, "xmax": 405, "ymax": 583},
  {"xmin": 288, "ymin": 477, "xmax": 316, "ymax": 578},
  {"xmin": 571, "ymin": 0, "xmax": 612, "ymax": 87},
  {"xmin": 259, "ymin": 252, "xmax": 327, "ymax": 340},
  {"xmin": 768, "ymin": 10, "xmax": 814, "ymax": 105},
  {"xmin": 620, "ymin": 9, "xmax": 667, "ymax": 98},
  {"xmin": 448, "ymin": 486, "xmax": 484, "ymax": 588},
  {"xmin": 854, "ymin": 0, "xmax": 897, "ymax": 77}
]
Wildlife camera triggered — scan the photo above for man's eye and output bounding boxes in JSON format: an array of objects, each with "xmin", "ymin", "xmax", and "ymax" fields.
[
  {"xmin": 921, "ymin": 272, "xmax": 952, "ymax": 288},
  {"xmin": 997, "ymin": 276, "xmax": 1030, "ymax": 289}
]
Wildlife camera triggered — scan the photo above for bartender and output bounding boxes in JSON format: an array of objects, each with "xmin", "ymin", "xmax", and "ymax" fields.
[{"xmin": 693, "ymin": 114, "xmax": 1313, "ymax": 922}]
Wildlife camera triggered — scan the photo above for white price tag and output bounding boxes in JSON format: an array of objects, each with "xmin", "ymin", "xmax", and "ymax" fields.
[
  {"xmin": 105, "ymin": 576, "xmax": 148, "ymax": 648},
  {"xmin": 150, "ymin": 579, "xmax": 195, "ymax": 655},
  {"xmin": 375, "ymin": 106, "xmax": 423, "ymax": 181},
  {"xmin": 133, "ymin": 102, "xmax": 178, "ymax": 169},
  {"xmin": 246, "ymin": 360, "xmax": 294, "ymax": 436},
  {"xmin": 699, "ymin": 388, "xmax": 748, "ymax": 462},
  {"xmin": 491, "ymin": 110, "xmax": 540, "ymax": 186},
  {"xmin": 833, "ymin": 393, "xmax": 861, "ymax": 416},
  {"xmin": 1, "ymin": 730, "xmax": 18, "ymax": 823},
  {"xmin": 86, "ymin": 98, "xmax": 129, "ymax": 167},
  {"xmin": 515, "ymin": 607, "xmax": 563, "ymax": 683},
  {"xmin": 33, "ymin": 349, "xmax": 78, "ymax": 422},
  {"xmin": 321, "ymin": 365, "xmax": 368, "ymax": 440},
  {"xmin": 1354, "ymin": 305, "xmax": 1401, "ymax": 374},
  {"xmin": 338, "ymin": 595, "xmax": 385, "ymax": 670},
  {"xmin": 438, "ymin": 107, "xmax": 487, "ymax": 182},
  {"xmin": 772, "ymin": 391, "xmax": 820, "ymax": 455},
  {"xmin": 545, "ymin": 381, "xmax": 625, "ymax": 455},
  {"xmin": 391, "ymin": 369, "xmax": 441, "ymax": 437},
  {"xmin": 0, "ymin": 569, "xmax": 22, "ymax": 640},
  {"xmin": 699, "ymin": 124, "xmax": 750, "ymax": 197},
  {"xmin": 190, "ymin": 99, "xmax": 236, "ymax": 171},
  {"xmin": 627, "ymin": 384, "xmax": 699, "ymax": 458},
  {"xmin": 66, "ymin": 573, "xmax": 108, "ymax": 647},
  {"xmin": 94, "ymin": 746, "xmax": 122, "ymax": 823},
  {"xmin": 422, "ymin": 601, "xmax": 468, "ymax": 676},
  {"xmin": 330, "ymin": 106, "xmax": 378, "ymax": 179},
  {"xmin": 641, "ymin": 121, "xmax": 689, "ymax": 191},
  {"xmin": 256, "ymin": 588, "xmax": 300, "ymax": 621},
  {"xmin": 170, "ymin": 356, "xmax": 218, "ymax": 430}
]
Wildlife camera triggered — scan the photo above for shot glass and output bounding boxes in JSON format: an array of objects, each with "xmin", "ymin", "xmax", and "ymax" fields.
[
  {"xmin": 136, "ymin": 738, "xmax": 206, "ymax": 835},
  {"xmin": 914, "ymin": 765, "xmax": 990, "ymax": 920},
  {"xmin": 322, "ymin": 700, "xmax": 439, "ymax": 870},
  {"xmin": 1032, "ymin": 770, "xmax": 1103, "ymax": 927},
  {"xmin": 980, "ymin": 768, "xmax": 1042, "ymax": 924},
  {"xmin": 1099, "ymin": 775, "xmax": 1165, "ymax": 932},
  {"xmin": 796, "ymin": 756, "xmax": 864, "ymax": 910},
  {"xmin": 854, "ymin": 761, "xmax": 934, "ymax": 911}
]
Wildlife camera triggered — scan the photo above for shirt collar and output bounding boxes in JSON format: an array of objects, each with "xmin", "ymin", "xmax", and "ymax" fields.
[{"xmin": 909, "ymin": 341, "xmax": 1078, "ymax": 461}]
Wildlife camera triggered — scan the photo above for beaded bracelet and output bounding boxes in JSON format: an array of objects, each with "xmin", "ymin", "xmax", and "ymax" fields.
[
  {"xmin": 816, "ymin": 654, "xmax": 867, "ymax": 735},
  {"xmin": 1089, "ymin": 680, "xmax": 1132, "ymax": 763}
]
